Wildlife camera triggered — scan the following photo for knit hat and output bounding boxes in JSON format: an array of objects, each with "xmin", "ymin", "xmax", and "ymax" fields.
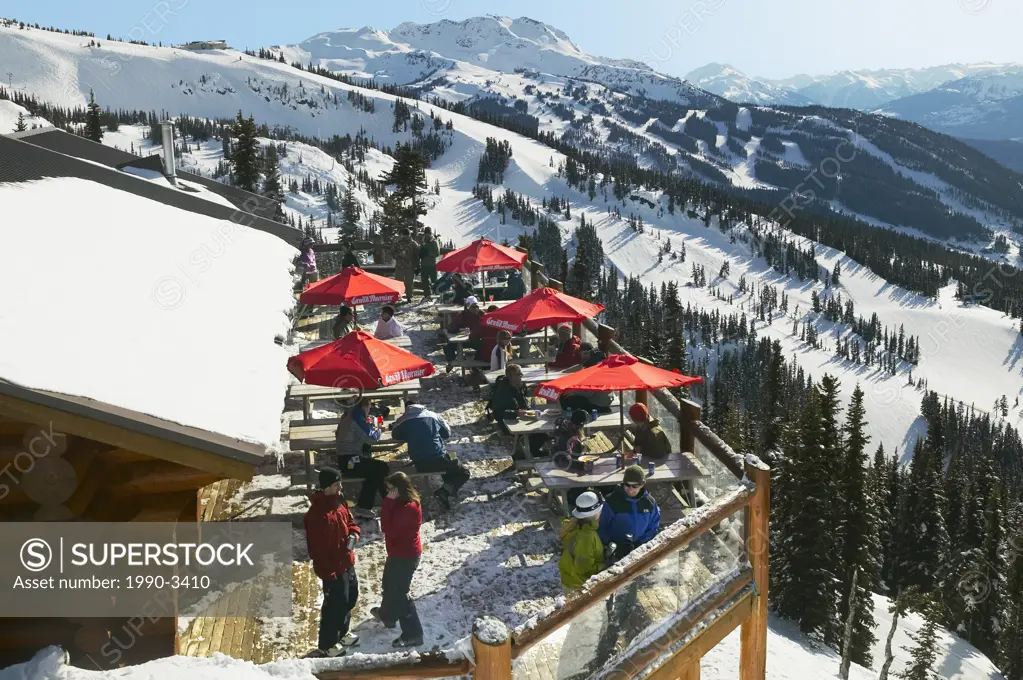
[
  {"xmin": 465, "ymin": 295, "xmax": 479, "ymax": 307},
  {"xmin": 318, "ymin": 467, "xmax": 342, "ymax": 489},
  {"xmin": 572, "ymin": 491, "xmax": 603, "ymax": 519},
  {"xmin": 628, "ymin": 403, "xmax": 650, "ymax": 423},
  {"xmin": 623, "ymin": 465, "xmax": 647, "ymax": 486}
]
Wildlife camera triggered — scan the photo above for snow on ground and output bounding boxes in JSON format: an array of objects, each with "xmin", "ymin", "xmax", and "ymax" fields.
[
  {"xmin": 0, "ymin": 99, "xmax": 50, "ymax": 134},
  {"xmin": 0, "ymin": 176, "xmax": 296, "ymax": 450}
]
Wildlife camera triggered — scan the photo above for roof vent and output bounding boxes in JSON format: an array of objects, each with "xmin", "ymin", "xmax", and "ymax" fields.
[{"xmin": 160, "ymin": 121, "xmax": 177, "ymax": 186}]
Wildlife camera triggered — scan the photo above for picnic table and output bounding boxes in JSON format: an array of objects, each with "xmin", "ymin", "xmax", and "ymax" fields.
[
  {"xmin": 536, "ymin": 451, "xmax": 710, "ymax": 516},
  {"xmin": 288, "ymin": 378, "xmax": 421, "ymax": 420},
  {"xmin": 482, "ymin": 365, "xmax": 574, "ymax": 386},
  {"xmin": 500, "ymin": 409, "xmax": 631, "ymax": 458}
]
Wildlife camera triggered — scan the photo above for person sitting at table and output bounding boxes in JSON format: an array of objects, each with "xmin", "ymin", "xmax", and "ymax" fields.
[
  {"xmin": 598, "ymin": 465, "xmax": 661, "ymax": 563},
  {"xmin": 391, "ymin": 399, "xmax": 469, "ymax": 511},
  {"xmin": 450, "ymin": 273, "xmax": 475, "ymax": 306},
  {"xmin": 628, "ymin": 403, "xmax": 672, "ymax": 460},
  {"xmin": 332, "ymin": 305, "xmax": 358, "ymax": 340},
  {"xmin": 552, "ymin": 410, "xmax": 595, "ymax": 507},
  {"xmin": 442, "ymin": 297, "xmax": 483, "ymax": 372},
  {"xmin": 579, "ymin": 342, "xmax": 605, "ymax": 368},
  {"xmin": 549, "ymin": 324, "xmax": 582, "ymax": 369},
  {"xmin": 335, "ymin": 397, "xmax": 392, "ymax": 520},
  {"xmin": 471, "ymin": 303, "xmax": 502, "ymax": 364},
  {"xmin": 503, "ymin": 270, "xmax": 526, "ymax": 301},
  {"xmin": 490, "ymin": 330, "xmax": 514, "ymax": 371},
  {"xmin": 558, "ymin": 491, "xmax": 605, "ymax": 593},
  {"xmin": 374, "ymin": 305, "xmax": 404, "ymax": 340},
  {"xmin": 488, "ymin": 364, "xmax": 546, "ymax": 460}
]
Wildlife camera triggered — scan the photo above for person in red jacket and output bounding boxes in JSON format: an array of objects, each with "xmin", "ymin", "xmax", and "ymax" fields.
[
  {"xmin": 304, "ymin": 467, "xmax": 362, "ymax": 658},
  {"xmin": 371, "ymin": 471, "xmax": 425, "ymax": 648},
  {"xmin": 549, "ymin": 324, "xmax": 582, "ymax": 369}
]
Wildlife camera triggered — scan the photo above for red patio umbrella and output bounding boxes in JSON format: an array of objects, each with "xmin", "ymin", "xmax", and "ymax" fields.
[
  {"xmin": 287, "ymin": 330, "xmax": 435, "ymax": 388},
  {"xmin": 436, "ymin": 238, "xmax": 527, "ymax": 300},
  {"xmin": 479, "ymin": 287, "xmax": 604, "ymax": 333},
  {"xmin": 480, "ymin": 287, "xmax": 605, "ymax": 375},
  {"xmin": 535, "ymin": 354, "xmax": 702, "ymax": 453},
  {"xmin": 299, "ymin": 266, "xmax": 405, "ymax": 306}
]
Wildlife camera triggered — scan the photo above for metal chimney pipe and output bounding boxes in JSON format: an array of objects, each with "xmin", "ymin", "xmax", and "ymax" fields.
[{"xmin": 160, "ymin": 121, "xmax": 177, "ymax": 186}]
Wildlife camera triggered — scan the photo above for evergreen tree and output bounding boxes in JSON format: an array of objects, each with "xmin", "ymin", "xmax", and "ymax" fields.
[
  {"xmin": 229, "ymin": 111, "xmax": 260, "ymax": 192},
  {"xmin": 772, "ymin": 387, "xmax": 841, "ymax": 645},
  {"xmin": 84, "ymin": 89, "xmax": 103, "ymax": 142},
  {"xmin": 894, "ymin": 439, "xmax": 948, "ymax": 593},
  {"xmin": 378, "ymin": 144, "xmax": 428, "ymax": 237},
  {"xmin": 1001, "ymin": 527, "xmax": 1023, "ymax": 680},
  {"xmin": 340, "ymin": 174, "xmax": 361, "ymax": 239},
  {"xmin": 898, "ymin": 595, "xmax": 940, "ymax": 680},
  {"xmin": 261, "ymin": 145, "xmax": 285, "ymax": 221},
  {"xmin": 14, "ymin": 111, "xmax": 27, "ymax": 132},
  {"xmin": 837, "ymin": 385, "xmax": 881, "ymax": 666}
]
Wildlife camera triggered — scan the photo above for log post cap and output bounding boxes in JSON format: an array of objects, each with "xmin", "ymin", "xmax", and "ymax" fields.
[{"xmin": 472, "ymin": 616, "xmax": 510, "ymax": 646}]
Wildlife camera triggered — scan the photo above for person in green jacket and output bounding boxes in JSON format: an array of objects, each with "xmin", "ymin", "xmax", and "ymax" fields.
[
  {"xmin": 558, "ymin": 491, "xmax": 605, "ymax": 592},
  {"xmin": 418, "ymin": 227, "xmax": 440, "ymax": 298}
]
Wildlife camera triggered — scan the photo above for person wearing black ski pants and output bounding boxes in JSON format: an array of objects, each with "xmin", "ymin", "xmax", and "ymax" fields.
[
  {"xmin": 339, "ymin": 453, "xmax": 390, "ymax": 512},
  {"xmin": 320, "ymin": 569, "xmax": 359, "ymax": 651},
  {"xmin": 413, "ymin": 455, "xmax": 470, "ymax": 493}
]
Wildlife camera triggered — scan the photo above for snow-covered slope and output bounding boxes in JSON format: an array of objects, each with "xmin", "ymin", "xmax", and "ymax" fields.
[
  {"xmin": 764, "ymin": 62, "xmax": 1018, "ymax": 111},
  {"xmin": 279, "ymin": 15, "xmax": 723, "ymax": 107},
  {"xmin": 4, "ymin": 20, "xmax": 1020, "ymax": 456},
  {"xmin": 0, "ymin": 99, "xmax": 49, "ymax": 133},
  {"xmin": 881, "ymin": 70, "xmax": 1023, "ymax": 140},
  {"xmin": 685, "ymin": 63, "xmax": 815, "ymax": 106}
]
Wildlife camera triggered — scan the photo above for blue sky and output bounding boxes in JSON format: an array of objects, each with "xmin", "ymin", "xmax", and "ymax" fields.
[{"xmin": 7, "ymin": 0, "xmax": 1022, "ymax": 79}]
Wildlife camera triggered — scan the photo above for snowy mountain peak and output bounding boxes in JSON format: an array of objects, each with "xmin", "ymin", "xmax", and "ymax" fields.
[
  {"xmin": 281, "ymin": 16, "xmax": 721, "ymax": 106},
  {"xmin": 685, "ymin": 62, "xmax": 815, "ymax": 106}
]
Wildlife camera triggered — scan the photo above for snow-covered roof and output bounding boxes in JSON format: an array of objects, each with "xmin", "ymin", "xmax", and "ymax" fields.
[{"xmin": 0, "ymin": 176, "xmax": 297, "ymax": 452}]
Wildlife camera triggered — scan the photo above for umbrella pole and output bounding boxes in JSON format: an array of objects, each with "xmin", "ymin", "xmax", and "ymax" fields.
[
  {"xmin": 544, "ymin": 326, "xmax": 549, "ymax": 376},
  {"xmin": 620, "ymin": 390, "xmax": 625, "ymax": 455}
]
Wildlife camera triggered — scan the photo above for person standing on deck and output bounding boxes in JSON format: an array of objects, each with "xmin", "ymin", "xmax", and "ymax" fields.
[
  {"xmin": 341, "ymin": 242, "xmax": 360, "ymax": 269},
  {"xmin": 296, "ymin": 237, "xmax": 318, "ymax": 290},
  {"xmin": 419, "ymin": 227, "xmax": 440, "ymax": 299},
  {"xmin": 303, "ymin": 467, "xmax": 361, "ymax": 658},
  {"xmin": 598, "ymin": 465, "xmax": 660, "ymax": 562},
  {"xmin": 393, "ymin": 228, "xmax": 418, "ymax": 305},
  {"xmin": 559, "ymin": 491, "xmax": 605, "ymax": 592},
  {"xmin": 503, "ymin": 270, "xmax": 526, "ymax": 301},
  {"xmin": 391, "ymin": 399, "xmax": 469, "ymax": 510},
  {"xmin": 372, "ymin": 472, "xmax": 425, "ymax": 648}
]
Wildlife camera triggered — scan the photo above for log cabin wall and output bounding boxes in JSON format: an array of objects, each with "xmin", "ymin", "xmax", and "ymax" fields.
[{"xmin": 0, "ymin": 414, "xmax": 226, "ymax": 669}]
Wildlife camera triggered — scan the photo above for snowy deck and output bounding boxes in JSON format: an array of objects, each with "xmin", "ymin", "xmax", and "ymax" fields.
[{"xmin": 177, "ymin": 300, "xmax": 717, "ymax": 670}]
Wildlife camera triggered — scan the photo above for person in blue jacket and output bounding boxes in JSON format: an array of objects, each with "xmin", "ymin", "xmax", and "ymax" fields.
[
  {"xmin": 391, "ymin": 399, "xmax": 470, "ymax": 510},
  {"xmin": 595, "ymin": 464, "xmax": 660, "ymax": 663},
  {"xmin": 598, "ymin": 465, "xmax": 661, "ymax": 562}
]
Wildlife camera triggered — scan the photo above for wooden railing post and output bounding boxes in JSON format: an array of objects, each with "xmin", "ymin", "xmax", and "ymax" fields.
[
  {"xmin": 739, "ymin": 459, "xmax": 770, "ymax": 680},
  {"xmin": 472, "ymin": 617, "xmax": 512, "ymax": 680},
  {"xmin": 679, "ymin": 399, "xmax": 701, "ymax": 454},
  {"xmin": 548, "ymin": 278, "xmax": 564, "ymax": 292},
  {"xmin": 597, "ymin": 324, "xmax": 615, "ymax": 355},
  {"xmin": 678, "ymin": 660, "xmax": 701, "ymax": 680},
  {"xmin": 635, "ymin": 389, "xmax": 648, "ymax": 409},
  {"xmin": 531, "ymin": 262, "xmax": 544, "ymax": 290}
]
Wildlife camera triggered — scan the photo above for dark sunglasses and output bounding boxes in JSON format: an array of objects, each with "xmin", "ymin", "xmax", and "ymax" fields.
[{"xmin": 624, "ymin": 482, "xmax": 642, "ymax": 489}]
